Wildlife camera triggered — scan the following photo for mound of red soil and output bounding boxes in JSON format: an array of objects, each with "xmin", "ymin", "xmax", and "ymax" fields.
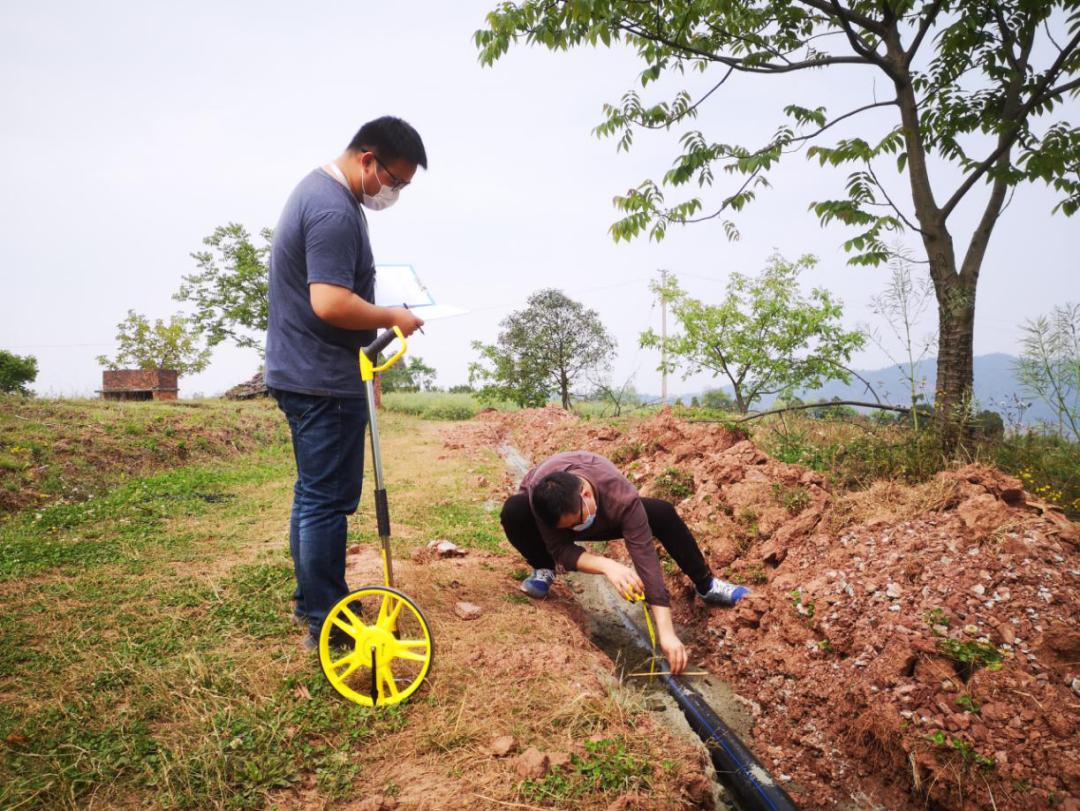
[{"xmin": 446, "ymin": 407, "xmax": 1080, "ymax": 811}]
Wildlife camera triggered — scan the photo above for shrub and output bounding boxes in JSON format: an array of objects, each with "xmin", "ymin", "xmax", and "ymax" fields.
[{"xmin": 990, "ymin": 432, "xmax": 1079, "ymax": 517}]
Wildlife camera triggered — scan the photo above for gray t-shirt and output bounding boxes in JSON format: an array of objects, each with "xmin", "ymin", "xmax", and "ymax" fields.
[{"xmin": 265, "ymin": 168, "xmax": 376, "ymax": 397}]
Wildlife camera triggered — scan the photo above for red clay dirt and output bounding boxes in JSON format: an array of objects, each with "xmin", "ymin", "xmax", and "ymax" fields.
[{"xmin": 445, "ymin": 407, "xmax": 1080, "ymax": 811}]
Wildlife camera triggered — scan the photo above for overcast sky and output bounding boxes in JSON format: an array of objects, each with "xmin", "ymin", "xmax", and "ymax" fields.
[{"xmin": 2, "ymin": 1, "xmax": 1077, "ymax": 399}]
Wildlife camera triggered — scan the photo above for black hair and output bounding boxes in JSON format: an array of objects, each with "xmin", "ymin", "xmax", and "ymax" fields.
[
  {"xmin": 532, "ymin": 472, "xmax": 583, "ymax": 529},
  {"xmin": 347, "ymin": 116, "xmax": 428, "ymax": 169}
]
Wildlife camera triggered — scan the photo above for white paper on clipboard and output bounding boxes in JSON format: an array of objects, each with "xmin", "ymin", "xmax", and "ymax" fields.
[{"xmin": 374, "ymin": 264, "xmax": 466, "ymax": 320}]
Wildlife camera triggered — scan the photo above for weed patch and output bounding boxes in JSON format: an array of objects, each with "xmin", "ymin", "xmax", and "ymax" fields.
[
  {"xmin": 650, "ymin": 467, "xmax": 695, "ymax": 501},
  {"xmin": 771, "ymin": 482, "xmax": 812, "ymax": 515},
  {"xmin": 937, "ymin": 638, "xmax": 1005, "ymax": 682},
  {"xmin": 519, "ymin": 737, "xmax": 652, "ymax": 803}
]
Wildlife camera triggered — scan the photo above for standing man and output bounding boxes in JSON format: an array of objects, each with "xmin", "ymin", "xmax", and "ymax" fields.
[
  {"xmin": 502, "ymin": 451, "xmax": 749, "ymax": 674},
  {"xmin": 266, "ymin": 116, "xmax": 426, "ymax": 650}
]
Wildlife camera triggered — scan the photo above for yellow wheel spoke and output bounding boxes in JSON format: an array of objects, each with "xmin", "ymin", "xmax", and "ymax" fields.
[
  {"xmin": 340, "ymin": 605, "xmax": 365, "ymax": 633},
  {"xmin": 375, "ymin": 591, "xmax": 401, "ymax": 630},
  {"xmin": 383, "ymin": 598, "xmax": 404, "ymax": 628},
  {"xmin": 381, "ymin": 664, "xmax": 401, "ymax": 699},
  {"xmin": 333, "ymin": 655, "xmax": 363, "ymax": 681},
  {"xmin": 390, "ymin": 641, "xmax": 429, "ymax": 663},
  {"xmin": 330, "ymin": 616, "xmax": 353, "ymax": 635}
]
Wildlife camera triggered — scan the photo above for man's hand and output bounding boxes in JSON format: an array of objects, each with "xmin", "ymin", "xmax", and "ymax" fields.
[
  {"xmin": 387, "ymin": 307, "xmax": 425, "ymax": 338},
  {"xmin": 659, "ymin": 631, "xmax": 688, "ymax": 675},
  {"xmin": 603, "ymin": 561, "xmax": 645, "ymax": 601},
  {"xmin": 649, "ymin": 605, "xmax": 688, "ymax": 675}
]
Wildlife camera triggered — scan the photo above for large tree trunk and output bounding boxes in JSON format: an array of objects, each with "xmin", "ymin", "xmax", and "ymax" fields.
[{"xmin": 933, "ymin": 276, "xmax": 977, "ymax": 446}]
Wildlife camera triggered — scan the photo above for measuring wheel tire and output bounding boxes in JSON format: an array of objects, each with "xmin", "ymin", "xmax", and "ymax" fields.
[{"xmin": 318, "ymin": 586, "xmax": 434, "ymax": 707}]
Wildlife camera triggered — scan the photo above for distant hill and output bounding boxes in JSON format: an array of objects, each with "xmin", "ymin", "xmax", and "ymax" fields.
[{"xmin": 667, "ymin": 354, "xmax": 1058, "ymax": 425}]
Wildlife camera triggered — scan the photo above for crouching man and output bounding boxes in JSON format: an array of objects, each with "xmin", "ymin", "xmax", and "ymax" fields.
[{"xmin": 501, "ymin": 450, "xmax": 748, "ymax": 674}]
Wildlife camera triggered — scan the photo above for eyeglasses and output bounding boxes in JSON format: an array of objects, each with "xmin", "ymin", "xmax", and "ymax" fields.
[{"xmin": 372, "ymin": 154, "xmax": 410, "ymax": 191}]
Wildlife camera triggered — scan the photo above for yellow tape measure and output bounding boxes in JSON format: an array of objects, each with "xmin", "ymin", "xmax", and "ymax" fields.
[{"xmin": 628, "ymin": 592, "xmax": 658, "ymax": 675}]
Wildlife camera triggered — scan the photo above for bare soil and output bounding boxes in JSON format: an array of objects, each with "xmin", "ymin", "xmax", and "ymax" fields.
[
  {"xmin": 305, "ymin": 538, "xmax": 719, "ymax": 810},
  {"xmin": 445, "ymin": 407, "xmax": 1080, "ymax": 811}
]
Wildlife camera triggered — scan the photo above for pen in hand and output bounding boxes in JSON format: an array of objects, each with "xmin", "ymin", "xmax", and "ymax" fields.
[{"xmin": 403, "ymin": 303, "xmax": 425, "ymax": 335}]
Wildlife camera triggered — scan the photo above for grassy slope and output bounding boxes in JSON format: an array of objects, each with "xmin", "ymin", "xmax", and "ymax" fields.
[
  {"xmin": 0, "ymin": 402, "xmax": 701, "ymax": 810},
  {"xmin": 0, "ymin": 396, "xmax": 287, "ymax": 515}
]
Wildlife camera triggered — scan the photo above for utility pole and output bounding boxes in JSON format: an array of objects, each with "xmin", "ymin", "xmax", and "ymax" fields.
[{"xmin": 658, "ymin": 268, "xmax": 668, "ymax": 406}]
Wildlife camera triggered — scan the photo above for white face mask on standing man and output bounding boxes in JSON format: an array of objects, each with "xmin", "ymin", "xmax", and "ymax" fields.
[
  {"xmin": 359, "ymin": 153, "xmax": 405, "ymax": 211},
  {"xmin": 360, "ymin": 172, "xmax": 399, "ymax": 211}
]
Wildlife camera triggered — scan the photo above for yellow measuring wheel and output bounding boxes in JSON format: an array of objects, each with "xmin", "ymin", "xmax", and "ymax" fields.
[
  {"xmin": 318, "ymin": 327, "xmax": 434, "ymax": 707},
  {"xmin": 320, "ymin": 586, "xmax": 433, "ymax": 707}
]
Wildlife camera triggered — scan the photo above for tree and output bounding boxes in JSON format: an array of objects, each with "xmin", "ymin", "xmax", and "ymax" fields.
[
  {"xmin": 640, "ymin": 254, "xmax": 866, "ymax": 413},
  {"xmin": 97, "ymin": 310, "xmax": 211, "ymax": 377},
  {"xmin": 477, "ymin": 2, "xmax": 1080, "ymax": 445},
  {"xmin": 701, "ymin": 388, "xmax": 735, "ymax": 411},
  {"xmin": 380, "ymin": 356, "xmax": 438, "ymax": 392},
  {"xmin": 175, "ymin": 223, "xmax": 271, "ymax": 355},
  {"xmin": 0, "ymin": 350, "xmax": 38, "ymax": 395},
  {"xmin": 867, "ymin": 251, "xmax": 937, "ymax": 428},
  {"xmin": 586, "ymin": 370, "xmax": 640, "ymax": 416},
  {"xmin": 469, "ymin": 289, "xmax": 617, "ymax": 409},
  {"xmin": 1016, "ymin": 302, "xmax": 1079, "ymax": 440}
]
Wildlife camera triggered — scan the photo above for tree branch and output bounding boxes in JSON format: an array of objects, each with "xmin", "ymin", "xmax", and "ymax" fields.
[
  {"xmin": 795, "ymin": 0, "xmax": 885, "ymax": 34},
  {"xmin": 732, "ymin": 399, "xmax": 924, "ymax": 422},
  {"xmin": 1042, "ymin": 75, "xmax": 1080, "ymax": 101},
  {"xmin": 825, "ymin": 0, "xmax": 891, "ymax": 71},
  {"xmin": 866, "ymin": 160, "xmax": 924, "ymax": 233},
  {"xmin": 939, "ymin": 30, "xmax": 1080, "ymax": 222},
  {"xmin": 678, "ymin": 167, "xmax": 763, "ymax": 224},
  {"xmin": 785, "ymin": 100, "xmax": 899, "ymax": 147},
  {"xmin": 904, "ymin": 0, "xmax": 945, "ymax": 64},
  {"xmin": 618, "ymin": 20, "xmax": 872, "ymax": 73},
  {"xmin": 631, "ymin": 66, "xmax": 736, "ymax": 130}
]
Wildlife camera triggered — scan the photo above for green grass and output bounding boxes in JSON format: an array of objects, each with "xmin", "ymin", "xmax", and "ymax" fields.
[
  {"xmin": 426, "ymin": 499, "xmax": 506, "ymax": 552},
  {"xmin": 0, "ymin": 454, "xmax": 289, "ymax": 581},
  {"xmin": 381, "ymin": 391, "xmax": 516, "ymax": 420},
  {"xmin": 0, "ymin": 402, "xmax": 739, "ymax": 808},
  {"xmin": 0, "ymin": 395, "xmax": 287, "ymax": 515}
]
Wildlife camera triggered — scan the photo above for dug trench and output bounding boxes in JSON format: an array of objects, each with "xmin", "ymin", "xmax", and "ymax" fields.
[
  {"xmin": 443, "ymin": 407, "xmax": 1080, "ymax": 811},
  {"xmin": 498, "ymin": 432, "xmax": 791, "ymax": 810}
]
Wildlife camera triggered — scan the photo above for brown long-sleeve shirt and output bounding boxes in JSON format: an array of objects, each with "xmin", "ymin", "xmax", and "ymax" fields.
[{"xmin": 519, "ymin": 451, "xmax": 670, "ymax": 607}]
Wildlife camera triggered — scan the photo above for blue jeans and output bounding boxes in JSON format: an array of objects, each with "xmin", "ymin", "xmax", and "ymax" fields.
[{"xmin": 272, "ymin": 388, "xmax": 368, "ymax": 638}]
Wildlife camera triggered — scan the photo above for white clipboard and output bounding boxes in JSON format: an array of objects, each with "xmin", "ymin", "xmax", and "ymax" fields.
[{"xmin": 374, "ymin": 264, "xmax": 466, "ymax": 320}]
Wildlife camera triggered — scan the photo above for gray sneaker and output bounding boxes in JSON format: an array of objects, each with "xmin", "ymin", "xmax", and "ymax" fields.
[
  {"xmin": 697, "ymin": 577, "xmax": 749, "ymax": 606},
  {"xmin": 520, "ymin": 568, "xmax": 556, "ymax": 599}
]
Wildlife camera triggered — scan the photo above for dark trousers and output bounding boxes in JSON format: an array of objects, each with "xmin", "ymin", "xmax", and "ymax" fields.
[
  {"xmin": 500, "ymin": 493, "xmax": 713, "ymax": 591},
  {"xmin": 273, "ymin": 388, "xmax": 368, "ymax": 637}
]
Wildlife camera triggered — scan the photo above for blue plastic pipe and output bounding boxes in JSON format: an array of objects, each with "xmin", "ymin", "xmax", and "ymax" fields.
[{"xmin": 612, "ymin": 604, "xmax": 799, "ymax": 811}]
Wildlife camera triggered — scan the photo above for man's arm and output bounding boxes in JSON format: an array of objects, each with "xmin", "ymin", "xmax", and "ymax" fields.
[
  {"xmin": 309, "ymin": 283, "xmax": 424, "ymax": 335},
  {"xmin": 575, "ymin": 551, "xmax": 688, "ymax": 674}
]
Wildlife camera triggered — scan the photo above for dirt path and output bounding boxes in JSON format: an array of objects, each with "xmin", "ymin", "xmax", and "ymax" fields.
[{"xmin": 1, "ymin": 410, "xmax": 725, "ymax": 810}]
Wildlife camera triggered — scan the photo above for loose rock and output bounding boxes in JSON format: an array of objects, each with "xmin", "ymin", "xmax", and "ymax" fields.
[
  {"xmin": 514, "ymin": 747, "xmax": 549, "ymax": 779},
  {"xmin": 454, "ymin": 601, "xmax": 482, "ymax": 620}
]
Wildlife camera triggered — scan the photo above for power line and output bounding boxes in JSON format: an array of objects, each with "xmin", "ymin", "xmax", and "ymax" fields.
[{"xmin": 0, "ymin": 342, "xmax": 114, "ymax": 349}]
